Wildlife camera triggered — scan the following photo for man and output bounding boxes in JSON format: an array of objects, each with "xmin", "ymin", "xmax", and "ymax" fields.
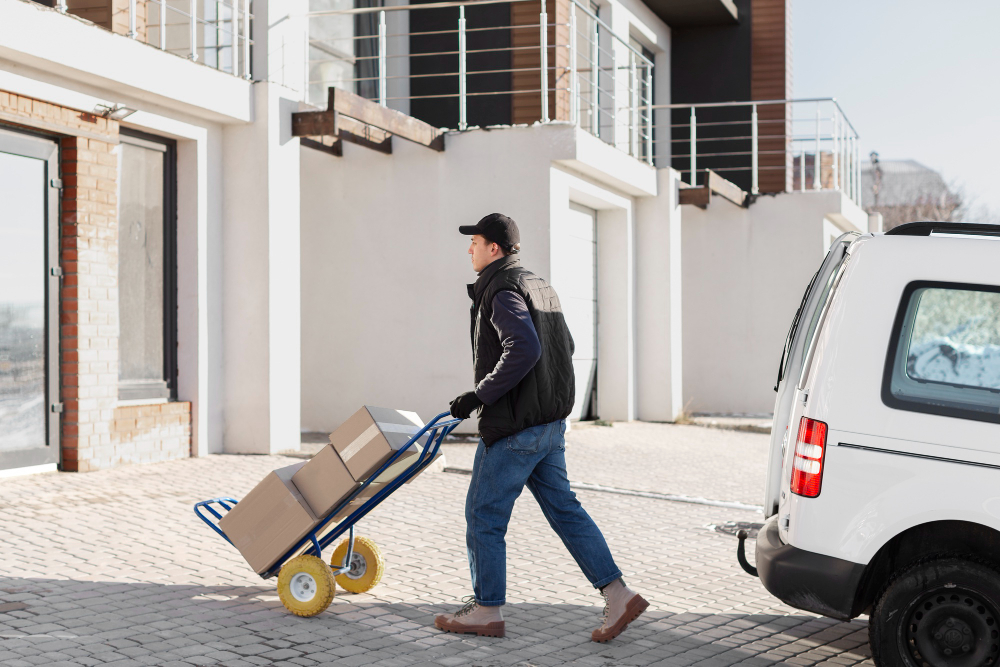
[{"xmin": 434, "ymin": 213, "xmax": 649, "ymax": 642}]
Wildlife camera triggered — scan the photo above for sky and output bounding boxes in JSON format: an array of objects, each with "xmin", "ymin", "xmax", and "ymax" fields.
[{"xmin": 793, "ymin": 0, "xmax": 1000, "ymax": 218}]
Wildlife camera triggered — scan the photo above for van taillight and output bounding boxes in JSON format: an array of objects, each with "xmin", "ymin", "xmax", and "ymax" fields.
[{"xmin": 790, "ymin": 417, "xmax": 828, "ymax": 498}]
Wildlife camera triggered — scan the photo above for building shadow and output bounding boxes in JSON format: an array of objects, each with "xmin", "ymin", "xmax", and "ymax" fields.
[{"xmin": 0, "ymin": 575, "xmax": 873, "ymax": 666}]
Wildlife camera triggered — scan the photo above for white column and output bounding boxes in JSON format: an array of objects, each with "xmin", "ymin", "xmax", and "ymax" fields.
[
  {"xmin": 597, "ymin": 207, "xmax": 635, "ymax": 422},
  {"xmin": 635, "ymin": 168, "xmax": 682, "ymax": 421},
  {"xmin": 176, "ymin": 128, "xmax": 225, "ymax": 456},
  {"xmin": 221, "ymin": 82, "xmax": 302, "ymax": 454}
]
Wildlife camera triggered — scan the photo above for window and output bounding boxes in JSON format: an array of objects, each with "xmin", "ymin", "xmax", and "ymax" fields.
[
  {"xmin": 117, "ymin": 131, "xmax": 177, "ymax": 401},
  {"xmin": 797, "ymin": 253, "xmax": 850, "ymax": 388},
  {"xmin": 883, "ymin": 282, "xmax": 1000, "ymax": 424},
  {"xmin": 628, "ymin": 37, "xmax": 654, "ymax": 162}
]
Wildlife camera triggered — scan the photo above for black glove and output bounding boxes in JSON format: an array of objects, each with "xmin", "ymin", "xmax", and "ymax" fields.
[{"xmin": 450, "ymin": 391, "xmax": 483, "ymax": 419}]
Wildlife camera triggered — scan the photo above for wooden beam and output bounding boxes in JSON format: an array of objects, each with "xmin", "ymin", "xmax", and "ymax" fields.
[
  {"xmin": 292, "ymin": 110, "xmax": 338, "ymax": 137},
  {"xmin": 679, "ymin": 170, "xmax": 749, "ymax": 209},
  {"xmin": 337, "ymin": 116, "xmax": 393, "ymax": 154},
  {"xmin": 679, "ymin": 187, "xmax": 710, "ymax": 209},
  {"xmin": 328, "ymin": 88, "xmax": 445, "ymax": 152},
  {"xmin": 706, "ymin": 170, "xmax": 748, "ymax": 207}
]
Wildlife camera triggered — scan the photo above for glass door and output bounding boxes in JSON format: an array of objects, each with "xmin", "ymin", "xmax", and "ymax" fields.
[{"xmin": 0, "ymin": 128, "xmax": 60, "ymax": 471}]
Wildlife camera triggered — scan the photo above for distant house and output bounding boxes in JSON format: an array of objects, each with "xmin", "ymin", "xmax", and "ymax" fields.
[{"xmin": 860, "ymin": 159, "xmax": 960, "ymax": 231}]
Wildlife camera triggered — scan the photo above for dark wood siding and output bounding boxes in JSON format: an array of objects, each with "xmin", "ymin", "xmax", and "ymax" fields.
[
  {"xmin": 750, "ymin": 0, "xmax": 791, "ymax": 194},
  {"xmin": 511, "ymin": 0, "xmax": 571, "ymax": 124}
]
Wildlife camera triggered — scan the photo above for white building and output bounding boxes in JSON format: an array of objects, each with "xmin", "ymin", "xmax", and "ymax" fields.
[{"xmin": 0, "ymin": 0, "xmax": 871, "ymax": 474}]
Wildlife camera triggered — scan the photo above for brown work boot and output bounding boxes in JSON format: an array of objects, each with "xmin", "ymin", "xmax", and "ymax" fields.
[
  {"xmin": 591, "ymin": 579, "xmax": 649, "ymax": 642},
  {"xmin": 434, "ymin": 596, "xmax": 505, "ymax": 638}
]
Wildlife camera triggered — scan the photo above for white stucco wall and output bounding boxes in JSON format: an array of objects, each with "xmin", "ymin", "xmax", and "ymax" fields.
[
  {"xmin": 300, "ymin": 127, "xmax": 555, "ymax": 435},
  {"xmin": 680, "ymin": 190, "xmax": 868, "ymax": 415},
  {"xmin": 635, "ymin": 168, "xmax": 683, "ymax": 421},
  {"xmin": 300, "ymin": 123, "xmax": 678, "ymax": 434}
]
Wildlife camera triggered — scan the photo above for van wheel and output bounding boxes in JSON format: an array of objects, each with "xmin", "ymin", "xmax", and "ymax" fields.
[{"xmin": 870, "ymin": 557, "xmax": 1000, "ymax": 667}]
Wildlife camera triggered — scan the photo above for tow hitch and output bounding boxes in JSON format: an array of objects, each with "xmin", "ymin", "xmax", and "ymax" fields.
[{"xmin": 736, "ymin": 530, "xmax": 758, "ymax": 577}]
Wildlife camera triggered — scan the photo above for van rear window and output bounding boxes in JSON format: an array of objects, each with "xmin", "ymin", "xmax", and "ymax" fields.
[{"xmin": 883, "ymin": 282, "xmax": 1000, "ymax": 424}]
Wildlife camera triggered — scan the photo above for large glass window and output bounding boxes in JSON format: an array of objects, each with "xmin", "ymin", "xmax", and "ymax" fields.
[
  {"xmin": 117, "ymin": 132, "xmax": 177, "ymax": 401},
  {"xmin": 884, "ymin": 283, "xmax": 1000, "ymax": 423},
  {"xmin": 0, "ymin": 127, "xmax": 59, "ymax": 470}
]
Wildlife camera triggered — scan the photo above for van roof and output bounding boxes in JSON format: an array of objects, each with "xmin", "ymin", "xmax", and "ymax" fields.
[{"xmin": 886, "ymin": 221, "xmax": 1000, "ymax": 238}]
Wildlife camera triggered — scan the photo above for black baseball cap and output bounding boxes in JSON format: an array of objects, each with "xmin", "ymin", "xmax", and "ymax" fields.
[{"xmin": 459, "ymin": 213, "xmax": 521, "ymax": 253}]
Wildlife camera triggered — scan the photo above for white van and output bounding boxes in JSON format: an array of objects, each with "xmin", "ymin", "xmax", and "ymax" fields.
[{"xmin": 736, "ymin": 222, "xmax": 1000, "ymax": 667}]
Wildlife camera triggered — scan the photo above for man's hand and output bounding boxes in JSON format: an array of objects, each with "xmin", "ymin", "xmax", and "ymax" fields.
[{"xmin": 450, "ymin": 391, "xmax": 483, "ymax": 419}]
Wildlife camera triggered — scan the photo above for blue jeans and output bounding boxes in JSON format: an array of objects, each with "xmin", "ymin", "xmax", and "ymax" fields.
[{"xmin": 465, "ymin": 420, "xmax": 622, "ymax": 606}]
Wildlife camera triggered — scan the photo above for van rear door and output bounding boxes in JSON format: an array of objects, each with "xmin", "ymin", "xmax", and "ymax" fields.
[{"xmin": 763, "ymin": 233, "xmax": 858, "ymax": 517}]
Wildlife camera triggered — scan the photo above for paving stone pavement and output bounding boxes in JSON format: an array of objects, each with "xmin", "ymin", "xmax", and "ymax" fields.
[
  {"xmin": 442, "ymin": 422, "xmax": 772, "ymax": 506},
  {"xmin": 0, "ymin": 428, "xmax": 873, "ymax": 666}
]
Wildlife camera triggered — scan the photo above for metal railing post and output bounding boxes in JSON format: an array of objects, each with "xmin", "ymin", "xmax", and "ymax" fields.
[
  {"xmin": 229, "ymin": 0, "xmax": 237, "ymax": 73},
  {"xmin": 160, "ymin": 0, "xmax": 168, "ymax": 50},
  {"xmin": 215, "ymin": 0, "xmax": 221, "ymax": 69},
  {"xmin": 854, "ymin": 136, "xmax": 861, "ymax": 205},
  {"xmin": 831, "ymin": 112, "xmax": 839, "ymax": 191},
  {"xmin": 849, "ymin": 134, "xmax": 855, "ymax": 202},
  {"xmin": 378, "ymin": 10, "xmax": 387, "ymax": 106},
  {"xmin": 629, "ymin": 51, "xmax": 638, "ymax": 157},
  {"xmin": 799, "ymin": 149, "xmax": 805, "ymax": 192},
  {"xmin": 590, "ymin": 20, "xmax": 598, "ymax": 135},
  {"xmin": 813, "ymin": 104, "xmax": 821, "ymax": 190},
  {"xmin": 689, "ymin": 106, "xmax": 697, "ymax": 186},
  {"xmin": 242, "ymin": 0, "xmax": 251, "ymax": 79},
  {"xmin": 609, "ymin": 38, "xmax": 615, "ymax": 145},
  {"xmin": 644, "ymin": 64, "xmax": 652, "ymax": 165},
  {"xmin": 751, "ymin": 103, "xmax": 759, "ymax": 195},
  {"xmin": 190, "ymin": 0, "xmax": 199, "ymax": 60},
  {"xmin": 569, "ymin": 4, "xmax": 578, "ymax": 126},
  {"xmin": 128, "ymin": 0, "xmax": 137, "ymax": 37},
  {"xmin": 539, "ymin": 5, "xmax": 549, "ymax": 122},
  {"xmin": 458, "ymin": 5, "xmax": 467, "ymax": 129}
]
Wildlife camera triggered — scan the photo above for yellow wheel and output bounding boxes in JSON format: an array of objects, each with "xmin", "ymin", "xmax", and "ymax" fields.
[
  {"xmin": 276, "ymin": 554, "xmax": 335, "ymax": 617},
  {"xmin": 331, "ymin": 536, "xmax": 385, "ymax": 594}
]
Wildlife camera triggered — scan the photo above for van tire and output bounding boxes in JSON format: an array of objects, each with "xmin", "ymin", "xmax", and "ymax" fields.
[{"xmin": 870, "ymin": 557, "xmax": 1000, "ymax": 667}]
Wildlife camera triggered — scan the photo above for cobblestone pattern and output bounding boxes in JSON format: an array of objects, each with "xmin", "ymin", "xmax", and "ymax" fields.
[
  {"xmin": 443, "ymin": 422, "xmax": 772, "ymax": 506},
  {"xmin": 0, "ymin": 449, "xmax": 871, "ymax": 666}
]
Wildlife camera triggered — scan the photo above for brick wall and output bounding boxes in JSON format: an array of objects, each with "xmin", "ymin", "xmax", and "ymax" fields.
[{"xmin": 0, "ymin": 90, "xmax": 191, "ymax": 472}]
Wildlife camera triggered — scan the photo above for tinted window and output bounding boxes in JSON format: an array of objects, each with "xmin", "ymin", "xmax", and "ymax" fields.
[
  {"xmin": 118, "ymin": 133, "xmax": 176, "ymax": 400},
  {"xmin": 884, "ymin": 283, "xmax": 1000, "ymax": 423}
]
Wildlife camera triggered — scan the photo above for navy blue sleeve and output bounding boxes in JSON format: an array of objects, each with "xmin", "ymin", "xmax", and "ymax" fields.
[{"xmin": 475, "ymin": 291, "xmax": 543, "ymax": 406}]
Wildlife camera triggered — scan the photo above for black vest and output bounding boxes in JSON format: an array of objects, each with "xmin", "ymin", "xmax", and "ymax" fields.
[{"xmin": 468, "ymin": 256, "xmax": 576, "ymax": 445}]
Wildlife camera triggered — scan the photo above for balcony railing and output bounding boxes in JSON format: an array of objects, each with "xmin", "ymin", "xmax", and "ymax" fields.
[
  {"xmin": 307, "ymin": 0, "xmax": 653, "ymax": 163},
  {"xmin": 56, "ymin": 0, "xmax": 253, "ymax": 78},
  {"xmin": 658, "ymin": 98, "xmax": 861, "ymax": 205}
]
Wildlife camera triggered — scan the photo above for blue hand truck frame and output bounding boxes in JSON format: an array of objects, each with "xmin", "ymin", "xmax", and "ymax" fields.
[{"xmin": 195, "ymin": 411, "xmax": 462, "ymax": 580}]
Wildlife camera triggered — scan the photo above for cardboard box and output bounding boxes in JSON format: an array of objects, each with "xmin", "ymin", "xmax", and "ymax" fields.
[
  {"xmin": 219, "ymin": 462, "xmax": 319, "ymax": 574},
  {"xmin": 404, "ymin": 446, "xmax": 445, "ymax": 484},
  {"xmin": 290, "ymin": 444, "xmax": 359, "ymax": 518},
  {"xmin": 328, "ymin": 406, "xmax": 428, "ymax": 483},
  {"xmin": 331, "ymin": 483, "xmax": 385, "ymax": 522}
]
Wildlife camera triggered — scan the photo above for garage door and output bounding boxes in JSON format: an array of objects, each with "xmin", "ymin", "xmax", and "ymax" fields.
[{"xmin": 550, "ymin": 203, "xmax": 598, "ymax": 420}]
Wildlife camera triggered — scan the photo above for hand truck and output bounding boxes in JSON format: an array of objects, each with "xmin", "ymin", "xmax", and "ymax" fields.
[{"xmin": 195, "ymin": 411, "xmax": 461, "ymax": 616}]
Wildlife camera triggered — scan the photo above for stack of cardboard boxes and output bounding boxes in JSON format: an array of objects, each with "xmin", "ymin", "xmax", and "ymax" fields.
[{"xmin": 219, "ymin": 406, "xmax": 442, "ymax": 574}]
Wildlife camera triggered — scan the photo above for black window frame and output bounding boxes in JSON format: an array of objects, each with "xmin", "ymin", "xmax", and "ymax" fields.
[
  {"xmin": 117, "ymin": 128, "xmax": 178, "ymax": 402},
  {"xmin": 882, "ymin": 280, "xmax": 1000, "ymax": 425}
]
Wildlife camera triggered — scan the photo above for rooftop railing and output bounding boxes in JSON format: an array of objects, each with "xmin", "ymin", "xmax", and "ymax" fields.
[
  {"xmin": 307, "ymin": 0, "xmax": 653, "ymax": 163},
  {"xmin": 54, "ymin": 0, "xmax": 253, "ymax": 78},
  {"xmin": 657, "ymin": 98, "xmax": 861, "ymax": 205}
]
